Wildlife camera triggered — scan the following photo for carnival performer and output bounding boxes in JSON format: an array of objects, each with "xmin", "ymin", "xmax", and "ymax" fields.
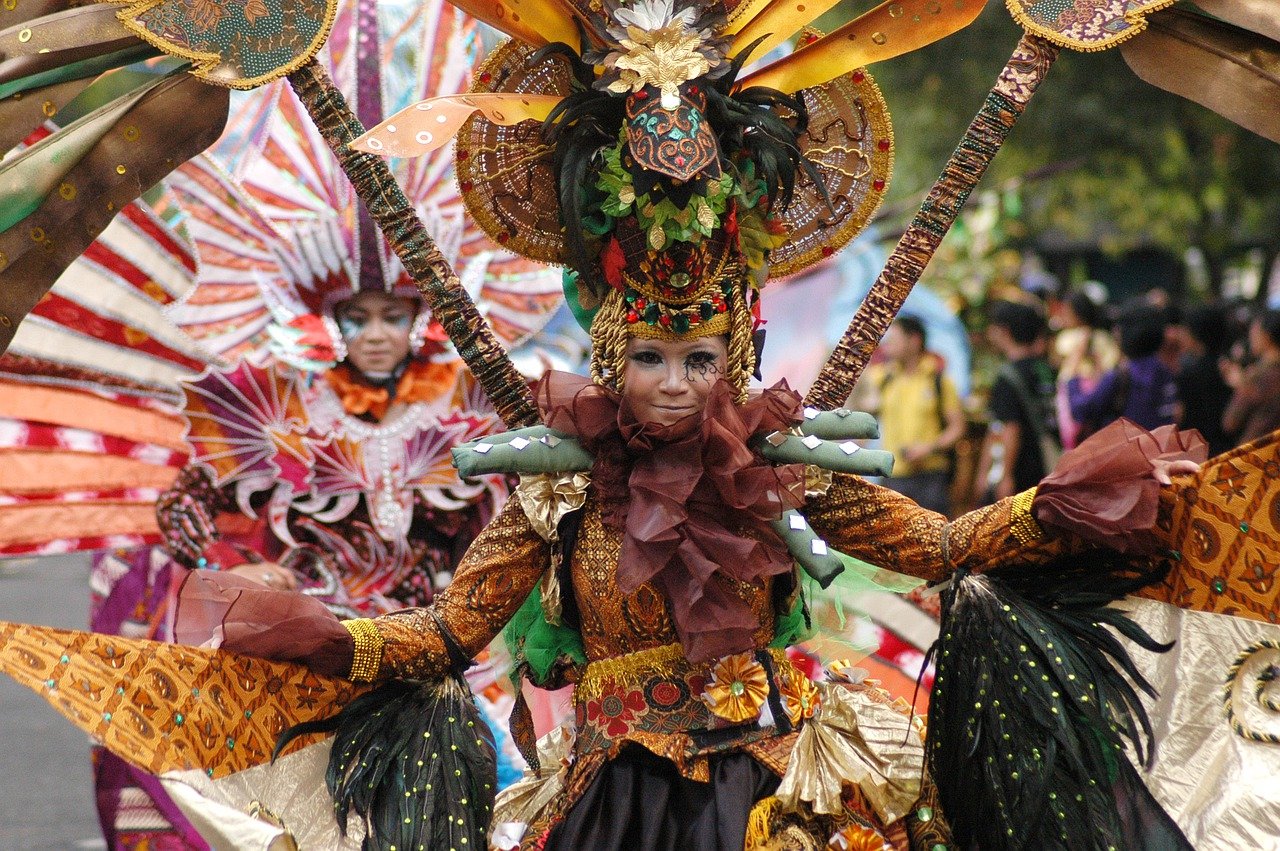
[
  {"xmin": 1, "ymin": 1, "xmax": 561, "ymax": 845},
  {"xmin": 161, "ymin": 0, "xmax": 1209, "ymax": 845},
  {"xmin": 3, "ymin": 0, "xmax": 1277, "ymax": 849}
]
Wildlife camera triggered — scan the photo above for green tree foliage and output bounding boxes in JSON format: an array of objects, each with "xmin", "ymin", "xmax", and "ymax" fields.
[{"xmin": 850, "ymin": 1, "xmax": 1280, "ymax": 296}]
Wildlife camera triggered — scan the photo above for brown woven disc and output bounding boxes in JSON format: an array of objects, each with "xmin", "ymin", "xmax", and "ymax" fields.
[
  {"xmin": 766, "ymin": 68, "xmax": 894, "ymax": 280},
  {"xmin": 455, "ymin": 39, "xmax": 572, "ymax": 266}
]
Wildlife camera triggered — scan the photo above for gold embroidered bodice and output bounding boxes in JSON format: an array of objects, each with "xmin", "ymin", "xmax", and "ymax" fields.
[{"xmin": 369, "ymin": 473, "xmax": 1086, "ymax": 681}]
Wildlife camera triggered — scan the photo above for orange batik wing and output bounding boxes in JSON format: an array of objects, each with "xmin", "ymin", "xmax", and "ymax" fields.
[{"xmin": 0, "ymin": 621, "xmax": 365, "ymax": 778}]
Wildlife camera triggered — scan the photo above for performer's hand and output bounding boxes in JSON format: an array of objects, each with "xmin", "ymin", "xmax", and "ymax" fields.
[
  {"xmin": 1153, "ymin": 458, "xmax": 1199, "ymax": 486},
  {"xmin": 227, "ymin": 562, "xmax": 300, "ymax": 590},
  {"xmin": 993, "ymin": 477, "xmax": 1015, "ymax": 501},
  {"xmin": 901, "ymin": 443, "xmax": 932, "ymax": 463}
]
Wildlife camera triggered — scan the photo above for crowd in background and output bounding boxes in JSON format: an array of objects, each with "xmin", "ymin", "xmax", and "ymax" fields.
[{"xmin": 857, "ymin": 283, "xmax": 1280, "ymax": 518}]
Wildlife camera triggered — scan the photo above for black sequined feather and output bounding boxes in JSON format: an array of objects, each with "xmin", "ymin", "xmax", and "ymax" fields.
[
  {"xmin": 924, "ymin": 553, "xmax": 1192, "ymax": 850},
  {"xmin": 275, "ymin": 677, "xmax": 497, "ymax": 850}
]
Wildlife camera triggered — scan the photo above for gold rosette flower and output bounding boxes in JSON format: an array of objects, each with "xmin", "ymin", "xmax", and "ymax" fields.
[
  {"xmin": 828, "ymin": 823, "xmax": 892, "ymax": 851},
  {"xmin": 702, "ymin": 652, "xmax": 770, "ymax": 724},
  {"xmin": 779, "ymin": 666, "xmax": 820, "ymax": 726},
  {"xmin": 609, "ymin": 25, "xmax": 714, "ymax": 109}
]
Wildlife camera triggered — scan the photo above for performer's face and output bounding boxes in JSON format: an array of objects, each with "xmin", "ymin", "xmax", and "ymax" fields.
[
  {"xmin": 622, "ymin": 335, "xmax": 729, "ymax": 427},
  {"xmin": 336, "ymin": 292, "xmax": 416, "ymax": 375}
]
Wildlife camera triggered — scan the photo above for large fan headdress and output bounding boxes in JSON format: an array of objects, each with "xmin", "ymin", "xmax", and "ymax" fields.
[
  {"xmin": 354, "ymin": 0, "xmax": 984, "ymax": 394},
  {"xmin": 165, "ymin": 0, "xmax": 564, "ymax": 368}
]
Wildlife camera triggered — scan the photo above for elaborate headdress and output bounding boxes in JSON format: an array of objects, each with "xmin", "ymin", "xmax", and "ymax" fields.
[
  {"xmin": 356, "ymin": 0, "xmax": 985, "ymax": 397},
  {"xmin": 164, "ymin": 0, "xmax": 564, "ymax": 372}
]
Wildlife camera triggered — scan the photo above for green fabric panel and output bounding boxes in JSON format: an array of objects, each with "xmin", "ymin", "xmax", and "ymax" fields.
[
  {"xmin": 758, "ymin": 435, "xmax": 894, "ymax": 476},
  {"xmin": 562, "ymin": 270, "xmax": 597, "ymax": 333},
  {"xmin": 500, "ymin": 588, "xmax": 587, "ymax": 687},
  {"xmin": 795, "ymin": 409, "xmax": 879, "ymax": 440}
]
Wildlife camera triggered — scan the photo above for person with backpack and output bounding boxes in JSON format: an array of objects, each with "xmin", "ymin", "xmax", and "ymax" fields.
[
  {"xmin": 977, "ymin": 300, "xmax": 1062, "ymax": 502},
  {"xmin": 865, "ymin": 315, "xmax": 966, "ymax": 515},
  {"xmin": 1067, "ymin": 301, "xmax": 1180, "ymax": 436}
]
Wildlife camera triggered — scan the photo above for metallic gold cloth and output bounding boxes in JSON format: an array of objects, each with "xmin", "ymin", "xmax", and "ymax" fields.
[
  {"xmin": 774, "ymin": 680, "xmax": 923, "ymax": 822},
  {"xmin": 738, "ymin": 0, "xmax": 985, "ymax": 94},
  {"xmin": 1123, "ymin": 597, "xmax": 1280, "ymax": 850},
  {"xmin": 0, "ymin": 621, "xmax": 364, "ymax": 778},
  {"xmin": 443, "ymin": 0, "xmax": 579, "ymax": 50},
  {"xmin": 160, "ymin": 739, "xmax": 362, "ymax": 850},
  {"xmin": 514, "ymin": 472, "xmax": 590, "ymax": 542},
  {"xmin": 490, "ymin": 724, "xmax": 575, "ymax": 849}
]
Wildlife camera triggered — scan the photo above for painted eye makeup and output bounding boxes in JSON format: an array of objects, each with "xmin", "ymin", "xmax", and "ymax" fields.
[
  {"xmin": 337, "ymin": 314, "xmax": 367, "ymax": 339},
  {"xmin": 384, "ymin": 313, "xmax": 412, "ymax": 331}
]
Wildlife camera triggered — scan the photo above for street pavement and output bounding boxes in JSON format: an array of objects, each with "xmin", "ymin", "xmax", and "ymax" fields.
[{"xmin": 0, "ymin": 554, "xmax": 106, "ymax": 850}]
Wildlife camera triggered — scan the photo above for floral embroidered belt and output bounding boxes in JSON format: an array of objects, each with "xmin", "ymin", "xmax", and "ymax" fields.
[{"xmin": 573, "ymin": 643, "xmax": 819, "ymax": 765}]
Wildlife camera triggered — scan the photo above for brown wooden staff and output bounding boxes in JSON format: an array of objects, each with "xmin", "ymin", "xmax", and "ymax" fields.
[{"xmin": 804, "ymin": 34, "xmax": 1060, "ymax": 411}]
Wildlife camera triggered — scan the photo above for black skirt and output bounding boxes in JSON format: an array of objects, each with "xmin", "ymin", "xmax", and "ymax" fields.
[{"xmin": 545, "ymin": 745, "xmax": 780, "ymax": 851}]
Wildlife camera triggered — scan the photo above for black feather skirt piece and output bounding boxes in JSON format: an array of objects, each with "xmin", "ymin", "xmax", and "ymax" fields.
[
  {"xmin": 275, "ymin": 677, "xmax": 497, "ymax": 850},
  {"xmin": 923, "ymin": 554, "xmax": 1192, "ymax": 851}
]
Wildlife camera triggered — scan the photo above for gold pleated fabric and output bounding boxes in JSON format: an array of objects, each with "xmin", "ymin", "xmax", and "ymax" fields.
[{"xmin": 774, "ymin": 680, "xmax": 924, "ymax": 824}]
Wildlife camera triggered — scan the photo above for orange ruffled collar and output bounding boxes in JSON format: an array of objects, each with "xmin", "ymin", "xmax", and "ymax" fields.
[{"xmin": 325, "ymin": 359, "xmax": 460, "ymax": 420}]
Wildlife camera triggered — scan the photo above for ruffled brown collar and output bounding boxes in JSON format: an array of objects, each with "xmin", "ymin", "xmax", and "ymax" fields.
[{"xmin": 534, "ymin": 371, "xmax": 806, "ymax": 662}]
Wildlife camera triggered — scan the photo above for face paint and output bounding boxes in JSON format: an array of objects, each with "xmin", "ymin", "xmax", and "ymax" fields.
[{"xmin": 337, "ymin": 314, "xmax": 367, "ymax": 341}]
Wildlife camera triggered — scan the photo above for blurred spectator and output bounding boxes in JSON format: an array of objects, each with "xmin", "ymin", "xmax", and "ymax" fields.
[
  {"xmin": 865, "ymin": 315, "xmax": 965, "ymax": 515},
  {"xmin": 1053, "ymin": 285, "xmax": 1119, "ymax": 449},
  {"xmin": 1176, "ymin": 303, "xmax": 1233, "ymax": 456},
  {"xmin": 976, "ymin": 301, "xmax": 1060, "ymax": 502},
  {"xmin": 1067, "ymin": 302, "xmax": 1179, "ymax": 434},
  {"xmin": 1223, "ymin": 309, "xmax": 1280, "ymax": 444}
]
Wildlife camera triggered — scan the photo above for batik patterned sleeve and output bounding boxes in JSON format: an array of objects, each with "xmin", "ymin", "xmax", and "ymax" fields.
[
  {"xmin": 370, "ymin": 498, "xmax": 550, "ymax": 680},
  {"xmin": 805, "ymin": 473, "xmax": 1079, "ymax": 583}
]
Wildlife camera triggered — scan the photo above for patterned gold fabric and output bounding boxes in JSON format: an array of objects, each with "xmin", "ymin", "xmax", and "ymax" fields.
[
  {"xmin": 1140, "ymin": 431, "xmax": 1280, "ymax": 624},
  {"xmin": 806, "ymin": 473, "xmax": 1071, "ymax": 582},
  {"xmin": 0, "ymin": 621, "xmax": 364, "ymax": 779},
  {"xmin": 372, "ymin": 473, "xmax": 1087, "ymax": 679},
  {"xmin": 373, "ymin": 498, "xmax": 548, "ymax": 680}
]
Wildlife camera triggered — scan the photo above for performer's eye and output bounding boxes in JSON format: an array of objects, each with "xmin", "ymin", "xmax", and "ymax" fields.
[
  {"xmin": 686, "ymin": 351, "xmax": 716, "ymax": 366},
  {"xmin": 385, "ymin": 313, "xmax": 411, "ymax": 329},
  {"xmin": 630, "ymin": 350, "xmax": 663, "ymax": 365},
  {"xmin": 338, "ymin": 315, "xmax": 367, "ymax": 338}
]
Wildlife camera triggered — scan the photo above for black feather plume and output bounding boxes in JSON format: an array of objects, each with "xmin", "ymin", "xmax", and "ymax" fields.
[
  {"xmin": 924, "ymin": 553, "xmax": 1192, "ymax": 850},
  {"xmin": 275, "ymin": 677, "xmax": 497, "ymax": 850}
]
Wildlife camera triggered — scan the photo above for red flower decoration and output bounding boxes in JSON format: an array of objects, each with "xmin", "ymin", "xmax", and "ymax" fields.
[
  {"xmin": 723, "ymin": 204, "xmax": 740, "ymax": 244},
  {"xmin": 602, "ymin": 236, "xmax": 627, "ymax": 290},
  {"xmin": 586, "ymin": 687, "xmax": 647, "ymax": 737},
  {"xmin": 287, "ymin": 313, "xmax": 338, "ymax": 362}
]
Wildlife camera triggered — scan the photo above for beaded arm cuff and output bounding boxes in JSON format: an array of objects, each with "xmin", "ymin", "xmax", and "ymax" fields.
[
  {"xmin": 1009, "ymin": 487, "xmax": 1043, "ymax": 545},
  {"xmin": 343, "ymin": 618, "xmax": 384, "ymax": 683}
]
